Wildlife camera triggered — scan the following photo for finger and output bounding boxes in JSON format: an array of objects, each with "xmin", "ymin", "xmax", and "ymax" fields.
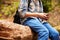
[
  {"xmin": 44, "ymin": 15, "xmax": 47, "ymax": 18},
  {"xmin": 43, "ymin": 15, "xmax": 48, "ymax": 19}
]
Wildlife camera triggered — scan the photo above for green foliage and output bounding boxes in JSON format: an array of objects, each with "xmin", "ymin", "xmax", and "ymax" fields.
[
  {"xmin": 0, "ymin": 0, "xmax": 20, "ymax": 19},
  {"xmin": 42, "ymin": 0, "xmax": 53, "ymax": 12}
]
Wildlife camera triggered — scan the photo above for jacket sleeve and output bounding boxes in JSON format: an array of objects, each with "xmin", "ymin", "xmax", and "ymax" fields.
[{"xmin": 18, "ymin": 0, "xmax": 28, "ymax": 18}]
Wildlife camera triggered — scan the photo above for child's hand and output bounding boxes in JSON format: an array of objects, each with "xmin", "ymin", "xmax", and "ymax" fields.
[
  {"xmin": 38, "ymin": 13, "xmax": 50, "ymax": 20},
  {"xmin": 45, "ymin": 13, "xmax": 50, "ymax": 20}
]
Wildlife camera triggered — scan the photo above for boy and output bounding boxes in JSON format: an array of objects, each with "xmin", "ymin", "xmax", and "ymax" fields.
[{"xmin": 18, "ymin": 0, "xmax": 59, "ymax": 40}]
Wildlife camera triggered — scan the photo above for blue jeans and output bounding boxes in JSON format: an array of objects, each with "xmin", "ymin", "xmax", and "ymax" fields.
[{"xmin": 23, "ymin": 18, "xmax": 59, "ymax": 40}]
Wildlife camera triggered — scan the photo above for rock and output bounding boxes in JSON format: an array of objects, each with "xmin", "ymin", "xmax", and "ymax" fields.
[{"xmin": 0, "ymin": 20, "xmax": 34, "ymax": 40}]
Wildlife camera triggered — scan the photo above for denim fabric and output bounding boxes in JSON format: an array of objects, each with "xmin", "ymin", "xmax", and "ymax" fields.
[{"xmin": 23, "ymin": 18, "xmax": 59, "ymax": 40}]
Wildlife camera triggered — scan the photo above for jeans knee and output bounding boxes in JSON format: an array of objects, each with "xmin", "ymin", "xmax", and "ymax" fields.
[
  {"xmin": 38, "ymin": 29, "xmax": 49, "ymax": 36},
  {"xmin": 52, "ymin": 31, "xmax": 59, "ymax": 37}
]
